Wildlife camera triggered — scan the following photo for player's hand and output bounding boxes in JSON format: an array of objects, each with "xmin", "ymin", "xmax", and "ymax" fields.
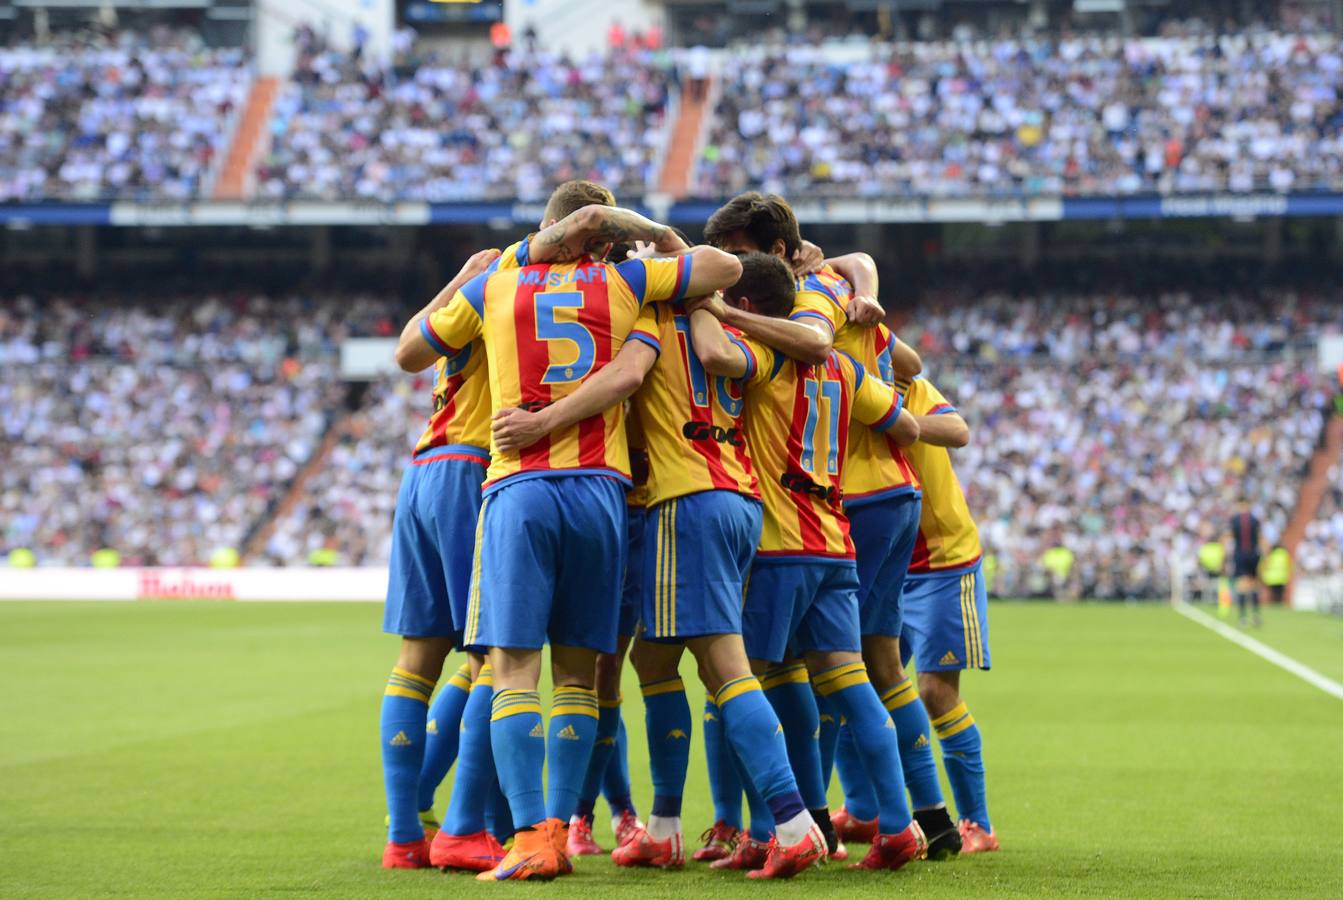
[
  {"xmin": 685, "ymin": 292, "xmax": 728, "ymax": 319},
  {"xmin": 626, "ymin": 240, "xmax": 661, "ymax": 260},
  {"xmin": 458, "ymin": 248, "xmax": 501, "ymax": 280},
  {"xmin": 791, "ymin": 241, "xmax": 825, "ymax": 276},
  {"xmin": 846, "ymin": 294, "xmax": 886, "ymax": 327},
  {"xmin": 492, "ymin": 407, "xmax": 548, "ymax": 453}
]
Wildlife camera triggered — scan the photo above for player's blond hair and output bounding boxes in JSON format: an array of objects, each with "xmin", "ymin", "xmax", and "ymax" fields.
[{"xmin": 544, "ymin": 180, "xmax": 616, "ymax": 223}]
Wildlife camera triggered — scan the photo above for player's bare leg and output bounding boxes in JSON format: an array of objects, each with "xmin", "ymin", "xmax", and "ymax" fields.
[{"xmin": 919, "ymin": 670, "xmax": 997, "ymax": 854}]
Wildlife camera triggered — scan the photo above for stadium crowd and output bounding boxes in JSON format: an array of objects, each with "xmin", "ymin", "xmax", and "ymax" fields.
[
  {"xmin": 0, "ymin": 27, "xmax": 248, "ymax": 201},
  {"xmin": 696, "ymin": 30, "xmax": 1343, "ymax": 199},
  {"xmin": 255, "ymin": 40, "xmax": 673, "ymax": 203},
  {"xmin": 0, "ymin": 293, "xmax": 397, "ymax": 567},
  {"xmin": 1297, "ymin": 453, "xmax": 1343, "ymax": 575}
]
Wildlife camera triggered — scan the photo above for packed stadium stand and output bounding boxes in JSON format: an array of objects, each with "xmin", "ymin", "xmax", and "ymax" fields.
[
  {"xmin": 1298, "ymin": 452, "xmax": 1343, "ymax": 574},
  {"xmin": 0, "ymin": 27, "xmax": 248, "ymax": 202}
]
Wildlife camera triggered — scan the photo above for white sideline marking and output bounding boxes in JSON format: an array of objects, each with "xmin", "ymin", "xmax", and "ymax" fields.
[{"xmin": 1173, "ymin": 602, "xmax": 1343, "ymax": 702}]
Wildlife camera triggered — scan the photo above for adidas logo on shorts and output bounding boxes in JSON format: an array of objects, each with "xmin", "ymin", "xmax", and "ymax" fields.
[{"xmin": 939, "ymin": 651, "xmax": 960, "ymax": 666}]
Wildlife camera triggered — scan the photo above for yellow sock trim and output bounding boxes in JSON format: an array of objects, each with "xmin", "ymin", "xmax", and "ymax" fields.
[
  {"xmin": 552, "ymin": 686, "xmax": 599, "ymax": 718},
  {"xmin": 473, "ymin": 664, "xmax": 494, "ymax": 689},
  {"xmin": 446, "ymin": 663, "xmax": 472, "ymax": 692},
  {"xmin": 491, "ymin": 689, "xmax": 542, "ymax": 721},
  {"xmin": 641, "ymin": 677, "xmax": 686, "ymax": 698},
  {"xmin": 715, "ymin": 675, "xmax": 762, "ymax": 706},
  {"xmin": 812, "ymin": 661, "xmax": 869, "ymax": 697},
  {"xmin": 760, "ymin": 663, "xmax": 810, "ymax": 691},
  {"xmin": 599, "ymin": 696, "xmax": 623, "ymax": 709},
  {"xmin": 932, "ymin": 702, "xmax": 975, "ymax": 739},
  {"xmin": 881, "ymin": 678, "xmax": 919, "ymax": 710},
  {"xmin": 386, "ymin": 667, "xmax": 433, "ymax": 702}
]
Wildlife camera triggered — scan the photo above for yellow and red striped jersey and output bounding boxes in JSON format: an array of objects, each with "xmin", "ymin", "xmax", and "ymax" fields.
[
  {"xmin": 842, "ymin": 322, "xmax": 921, "ymax": 507},
  {"xmin": 628, "ymin": 303, "xmax": 759, "ymax": 507},
  {"xmin": 903, "ymin": 377, "xmax": 982, "ymax": 573},
  {"xmin": 422, "ymin": 245, "xmax": 694, "ymax": 493},
  {"xmin": 739, "ymin": 342, "xmax": 904, "ymax": 560},
  {"xmin": 790, "ymin": 265, "xmax": 920, "ymax": 507},
  {"xmin": 412, "ymin": 240, "xmax": 528, "ymax": 455}
]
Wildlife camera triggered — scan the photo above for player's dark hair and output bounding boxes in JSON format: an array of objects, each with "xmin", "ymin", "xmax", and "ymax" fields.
[
  {"xmin": 725, "ymin": 252, "xmax": 795, "ymax": 319},
  {"xmin": 703, "ymin": 191, "xmax": 802, "ymax": 258},
  {"xmin": 543, "ymin": 180, "xmax": 616, "ymax": 223}
]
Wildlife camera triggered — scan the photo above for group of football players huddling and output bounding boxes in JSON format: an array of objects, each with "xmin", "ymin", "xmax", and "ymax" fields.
[{"xmin": 376, "ymin": 181, "xmax": 997, "ymax": 882}]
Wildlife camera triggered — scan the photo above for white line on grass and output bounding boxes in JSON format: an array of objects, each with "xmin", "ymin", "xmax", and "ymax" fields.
[{"xmin": 1173, "ymin": 602, "xmax": 1343, "ymax": 701}]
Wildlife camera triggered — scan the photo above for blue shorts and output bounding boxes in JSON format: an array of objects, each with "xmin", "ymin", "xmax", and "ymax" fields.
[
  {"xmin": 848, "ymin": 493, "xmax": 922, "ymax": 638},
  {"xmin": 465, "ymin": 474, "xmax": 627, "ymax": 654},
  {"xmin": 384, "ymin": 444, "xmax": 488, "ymax": 641},
  {"xmin": 901, "ymin": 559, "xmax": 990, "ymax": 671},
  {"xmin": 742, "ymin": 559, "xmax": 861, "ymax": 663},
  {"xmin": 642, "ymin": 490, "xmax": 762, "ymax": 642},
  {"xmin": 620, "ymin": 508, "xmax": 648, "ymax": 638}
]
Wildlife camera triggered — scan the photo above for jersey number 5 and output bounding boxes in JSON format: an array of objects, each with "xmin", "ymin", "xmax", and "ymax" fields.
[
  {"xmin": 535, "ymin": 291, "xmax": 596, "ymax": 384},
  {"xmin": 801, "ymin": 377, "xmax": 841, "ymax": 476}
]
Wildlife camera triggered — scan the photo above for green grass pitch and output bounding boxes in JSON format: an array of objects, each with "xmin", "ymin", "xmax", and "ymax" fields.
[{"xmin": 2, "ymin": 601, "xmax": 1341, "ymax": 898}]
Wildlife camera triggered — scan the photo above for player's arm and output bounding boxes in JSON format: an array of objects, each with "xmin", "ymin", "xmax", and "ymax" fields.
[
  {"xmin": 688, "ymin": 307, "xmax": 752, "ymax": 378},
  {"xmin": 529, "ymin": 205, "xmax": 689, "ymax": 264},
  {"xmin": 394, "ymin": 249, "xmax": 500, "ymax": 371},
  {"xmin": 915, "ymin": 411, "xmax": 969, "ymax": 448},
  {"xmin": 690, "ymin": 292, "xmax": 830, "ymax": 366},
  {"xmin": 847, "ymin": 354, "xmax": 917, "ymax": 443},
  {"xmin": 823, "ymin": 250, "xmax": 887, "ymax": 328},
  {"xmin": 491, "ymin": 338, "xmax": 658, "ymax": 454}
]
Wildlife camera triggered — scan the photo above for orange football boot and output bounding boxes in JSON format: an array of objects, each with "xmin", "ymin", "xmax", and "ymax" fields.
[
  {"xmin": 709, "ymin": 835, "xmax": 770, "ymax": 870},
  {"xmin": 474, "ymin": 827, "xmax": 560, "ymax": 882},
  {"xmin": 832, "ymin": 805, "xmax": 879, "ymax": 843}
]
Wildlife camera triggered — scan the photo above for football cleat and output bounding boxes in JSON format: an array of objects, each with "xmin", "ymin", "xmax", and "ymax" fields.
[
  {"xmin": 958, "ymin": 820, "xmax": 1000, "ymax": 854},
  {"xmin": 914, "ymin": 806, "xmax": 962, "ymax": 860},
  {"xmin": 692, "ymin": 821, "xmax": 741, "ymax": 862},
  {"xmin": 850, "ymin": 823, "xmax": 926, "ymax": 872},
  {"xmin": 612, "ymin": 809, "xmax": 643, "ymax": 847},
  {"xmin": 709, "ymin": 835, "xmax": 770, "ymax": 870},
  {"xmin": 567, "ymin": 815, "xmax": 604, "ymax": 856},
  {"xmin": 745, "ymin": 824, "xmax": 827, "ymax": 879},
  {"xmin": 610, "ymin": 825, "xmax": 685, "ymax": 868},
  {"xmin": 545, "ymin": 818, "xmax": 574, "ymax": 875},
  {"xmin": 831, "ymin": 840, "xmax": 849, "ymax": 862},
  {"xmin": 382, "ymin": 838, "xmax": 431, "ymax": 869},
  {"xmin": 430, "ymin": 829, "xmax": 506, "ymax": 872},
  {"xmin": 475, "ymin": 827, "xmax": 560, "ymax": 881},
  {"xmin": 832, "ymin": 805, "xmax": 879, "ymax": 843}
]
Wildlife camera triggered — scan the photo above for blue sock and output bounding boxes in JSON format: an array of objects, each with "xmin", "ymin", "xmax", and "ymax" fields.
[
  {"xmin": 545, "ymin": 686, "xmax": 599, "ymax": 822},
  {"xmin": 381, "ymin": 666, "xmax": 435, "ymax": 843},
  {"xmin": 762, "ymin": 664, "xmax": 826, "ymax": 810},
  {"xmin": 703, "ymin": 699, "xmax": 743, "ymax": 829},
  {"xmin": 716, "ymin": 675, "xmax": 803, "ymax": 840},
  {"xmin": 834, "ymin": 721, "xmax": 879, "ymax": 821},
  {"xmin": 641, "ymin": 677, "xmax": 692, "ymax": 819},
  {"xmin": 442, "ymin": 665, "xmax": 496, "ymax": 835},
  {"xmin": 731, "ymin": 734, "xmax": 775, "ymax": 841},
  {"xmin": 882, "ymin": 678, "xmax": 945, "ymax": 810},
  {"xmin": 602, "ymin": 712, "xmax": 637, "ymax": 817},
  {"xmin": 416, "ymin": 662, "xmax": 472, "ymax": 814},
  {"xmin": 486, "ymin": 777, "xmax": 514, "ymax": 843},
  {"xmin": 815, "ymin": 662, "xmax": 911, "ymax": 833},
  {"xmin": 489, "ymin": 689, "xmax": 547, "ymax": 829},
  {"xmin": 816, "ymin": 690, "xmax": 841, "ymax": 790},
  {"xmin": 934, "ymin": 702, "xmax": 991, "ymax": 831},
  {"xmin": 576, "ymin": 698, "xmax": 622, "ymax": 821}
]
